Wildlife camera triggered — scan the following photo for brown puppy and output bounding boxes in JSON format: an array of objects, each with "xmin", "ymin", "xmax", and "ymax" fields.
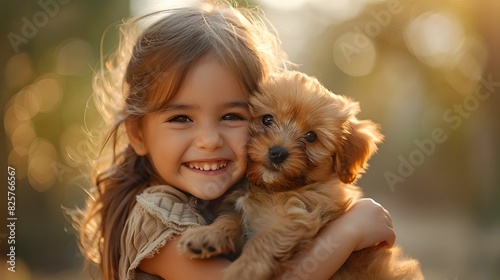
[{"xmin": 178, "ymin": 71, "xmax": 424, "ymax": 280}]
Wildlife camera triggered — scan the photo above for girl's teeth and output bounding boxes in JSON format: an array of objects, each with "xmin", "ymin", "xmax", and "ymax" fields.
[{"xmin": 188, "ymin": 162, "xmax": 226, "ymax": 171}]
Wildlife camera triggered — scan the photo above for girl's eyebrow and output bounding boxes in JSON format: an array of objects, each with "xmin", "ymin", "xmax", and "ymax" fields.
[
  {"xmin": 223, "ymin": 101, "xmax": 249, "ymax": 110},
  {"xmin": 161, "ymin": 101, "xmax": 248, "ymax": 111},
  {"xmin": 161, "ymin": 103, "xmax": 195, "ymax": 111}
]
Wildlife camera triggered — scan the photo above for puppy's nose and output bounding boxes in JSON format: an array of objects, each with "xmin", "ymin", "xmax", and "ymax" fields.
[{"xmin": 268, "ymin": 146, "xmax": 289, "ymax": 164}]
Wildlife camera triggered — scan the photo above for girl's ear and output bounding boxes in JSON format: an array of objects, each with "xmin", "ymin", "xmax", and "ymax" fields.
[{"xmin": 125, "ymin": 118, "xmax": 147, "ymax": 156}]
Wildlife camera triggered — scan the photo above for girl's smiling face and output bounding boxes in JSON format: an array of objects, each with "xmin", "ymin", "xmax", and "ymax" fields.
[{"xmin": 127, "ymin": 56, "xmax": 250, "ymax": 200}]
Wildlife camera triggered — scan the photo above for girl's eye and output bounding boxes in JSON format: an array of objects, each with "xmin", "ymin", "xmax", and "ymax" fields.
[
  {"xmin": 262, "ymin": 114, "xmax": 274, "ymax": 126},
  {"xmin": 305, "ymin": 131, "xmax": 317, "ymax": 143},
  {"xmin": 167, "ymin": 115, "xmax": 192, "ymax": 123},
  {"xmin": 222, "ymin": 113, "xmax": 246, "ymax": 122}
]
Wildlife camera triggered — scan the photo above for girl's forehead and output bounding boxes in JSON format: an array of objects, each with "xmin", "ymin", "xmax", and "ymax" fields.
[
  {"xmin": 180, "ymin": 57, "xmax": 248, "ymax": 95},
  {"xmin": 143, "ymin": 53, "xmax": 252, "ymax": 113},
  {"xmin": 147, "ymin": 56, "xmax": 248, "ymax": 111}
]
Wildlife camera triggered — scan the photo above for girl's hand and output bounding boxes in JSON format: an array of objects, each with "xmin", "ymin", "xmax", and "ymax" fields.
[{"xmin": 339, "ymin": 198, "xmax": 395, "ymax": 251}]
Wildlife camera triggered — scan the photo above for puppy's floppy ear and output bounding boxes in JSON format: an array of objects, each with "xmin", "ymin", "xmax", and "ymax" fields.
[{"xmin": 334, "ymin": 106, "xmax": 383, "ymax": 184}]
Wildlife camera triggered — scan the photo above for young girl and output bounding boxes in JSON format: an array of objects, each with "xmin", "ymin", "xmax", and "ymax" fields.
[{"xmin": 78, "ymin": 1, "xmax": 395, "ymax": 279}]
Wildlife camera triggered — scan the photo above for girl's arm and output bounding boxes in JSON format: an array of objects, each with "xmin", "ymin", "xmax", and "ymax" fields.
[
  {"xmin": 139, "ymin": 198, "xmax": 394, "ymax": 280},
  {"xmin": 278, "ymin": 198, "xmax": 396, "ymax": 279},
  {"xmin": 139, "ymin": 236, "xmax": 231, "ymax": 280}
]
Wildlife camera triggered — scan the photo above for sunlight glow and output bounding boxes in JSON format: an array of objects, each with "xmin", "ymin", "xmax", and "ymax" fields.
[
  {"xmin": 256, "ymin": 0, "xmax": 308, "ymax": 11},
  {"xmin": 130, "ymin": 0, "xmax": 200, "ymax": 16},
  {"xmin": 309, "ymin": 0, "xmax": 364, "ymax": 21}
]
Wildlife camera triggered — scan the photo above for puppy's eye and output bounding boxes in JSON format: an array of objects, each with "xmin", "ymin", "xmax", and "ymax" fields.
[
  {"xmin": 262, "ymin": 114, "xmax": 274, "ymax": 126},
  {"xmin": 305, "ymin": 131, "xmax": 317, "ymax": 143}
]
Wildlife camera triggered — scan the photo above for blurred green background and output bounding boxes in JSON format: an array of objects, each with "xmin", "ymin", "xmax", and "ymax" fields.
[{"xmin": 1, "ymin": 0, "xmax": 499, "ymax": 279}]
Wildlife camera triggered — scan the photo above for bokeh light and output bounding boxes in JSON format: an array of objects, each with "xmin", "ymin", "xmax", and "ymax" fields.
[
  {"xmin": 404, "ymin": 12, "xmax": 465, "ymax": 67},
  {"xmin": 4, "ymin": 102, "xmax": 27, "ymax": 138},
  {"xmin": 14, "ymin": 87, "xmax": 40, "ymax": 120},
  {"xmin": 4, "ymin": 53, "xmax": 34, "ymax": 89},
  {"xmin": 4, "ymin": 74, "xmax": 64, "ymax": 187},
  {"xmin": 56, "ymin": 39, "xmax": 94, "ymax": 76},
  {"xmin": 333, "ymin": 32, "xmax": 377, "ymax": 76},
  {"xmin": 27, "ymin": 138, "xmax": 59, "ymax": 192},
  {"xmin": 445, "ymin": 37, "xmax": 488, "ymax": 96},
  {"xmin": 32, "ymin": 76, "xmax": 63, "ymax": 112},
  {"xmin": 11, "ymin": 123, "xmax": 36, "ymax": 156}
]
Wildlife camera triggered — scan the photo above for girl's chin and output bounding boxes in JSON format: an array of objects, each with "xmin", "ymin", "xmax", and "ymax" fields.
[
  {"xmin": 192, "ymin": 190, "xmax": 225, "ymax": 201},
  {"xmin": 189, "ymin": 180, "xmax": 232, "ymax": 200}
]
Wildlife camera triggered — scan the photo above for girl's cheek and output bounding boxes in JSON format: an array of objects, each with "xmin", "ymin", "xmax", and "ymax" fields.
[{"xmin": 233, "ymin": 127, "xmax": 249, "ymax": 155}]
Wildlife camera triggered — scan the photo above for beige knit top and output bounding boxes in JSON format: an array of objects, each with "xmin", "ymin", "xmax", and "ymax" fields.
[{"xmin": 119, "ymin": 185, "xmax": 209, "ymax": 280}]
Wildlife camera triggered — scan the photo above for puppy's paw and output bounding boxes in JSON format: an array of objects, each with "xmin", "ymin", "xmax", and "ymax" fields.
[{"xmin": 177, "ymin": 226, "xmax": 235, "ymax": 259}]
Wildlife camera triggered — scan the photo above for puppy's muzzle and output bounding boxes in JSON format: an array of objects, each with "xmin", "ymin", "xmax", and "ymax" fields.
[{"xmin": 268, "ymin": 146, "xmax": 289, "ymax": 164}]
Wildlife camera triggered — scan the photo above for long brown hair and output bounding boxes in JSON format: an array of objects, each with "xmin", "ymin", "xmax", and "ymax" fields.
[{"xmin": 76, "ymin": 1, "xmax": 290, "ymax": 279}]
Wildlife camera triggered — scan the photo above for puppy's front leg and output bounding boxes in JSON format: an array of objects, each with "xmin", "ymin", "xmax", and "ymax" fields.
[
  {"xmin": 178, "ymin": 213, "xmax": 242, "ymax": 259},
  {"xmin": 223, "ymin": 218, "xmax": 318, "ymax": 280}
]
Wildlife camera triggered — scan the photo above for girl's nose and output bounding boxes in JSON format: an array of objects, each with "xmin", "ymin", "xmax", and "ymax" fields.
[{"xmin": 195, "ymin": 126, "xmax": 223, "ymax": 151}]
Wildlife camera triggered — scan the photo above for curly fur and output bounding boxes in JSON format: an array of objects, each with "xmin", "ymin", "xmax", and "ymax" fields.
[{"xmin": 178, "ymin": 71, "xmax": 424, "ymax": 280}]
